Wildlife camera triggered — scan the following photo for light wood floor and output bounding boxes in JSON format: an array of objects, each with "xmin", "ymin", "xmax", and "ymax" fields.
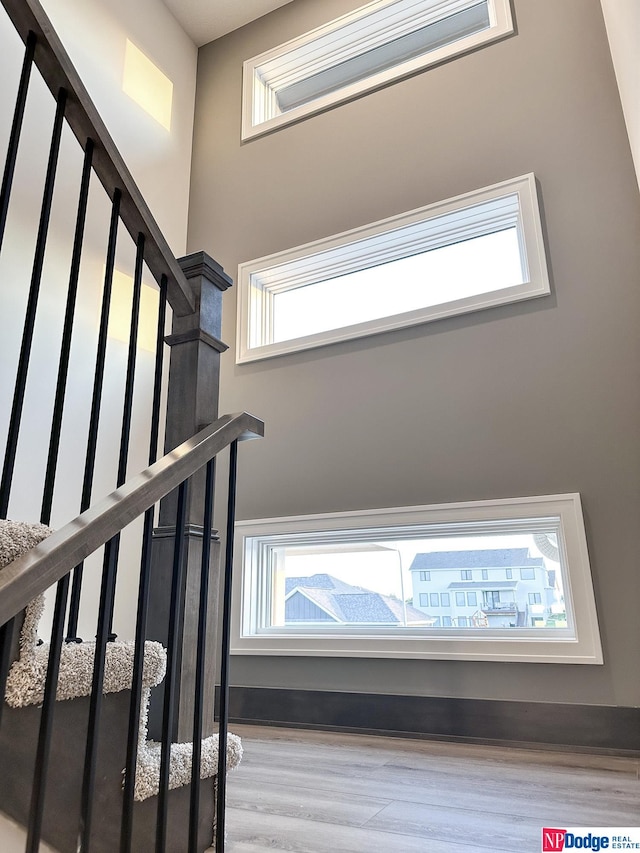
[{"xmin": 225, "ymin": 724, "xmax": 640, "ymax": 853}]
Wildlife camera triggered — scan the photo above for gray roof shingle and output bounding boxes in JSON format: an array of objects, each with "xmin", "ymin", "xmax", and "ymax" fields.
[
  {"xmin": 285, "ymin": 574, "xmax": 430, "ymax": 624},
  {"xmin": 410, "ymin": 548, "xmax": 544, "ymax": 571},
  {"xmin": 448, "ymin": 580, "xmax": 518, "ymax": 589}
]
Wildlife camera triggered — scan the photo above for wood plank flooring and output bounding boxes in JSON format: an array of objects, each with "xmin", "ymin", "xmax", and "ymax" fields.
[{"xmin": 225, "ymin": 724, "xmax": 640, "ymax": 853}]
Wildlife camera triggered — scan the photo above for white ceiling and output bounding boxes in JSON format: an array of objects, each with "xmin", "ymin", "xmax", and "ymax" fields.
[
  {"xmin": 162, "ymin": 0, "xmax": 295, "ymax": 46},
  {"xmin": 599, "ymin": 0, "xmax": 640, "ymax": 194}
]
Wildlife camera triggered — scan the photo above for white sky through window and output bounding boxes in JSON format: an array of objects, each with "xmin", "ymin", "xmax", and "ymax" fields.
[{"xmin": 272, "ymin": 227, "xmax": 523, "ymax": 343}]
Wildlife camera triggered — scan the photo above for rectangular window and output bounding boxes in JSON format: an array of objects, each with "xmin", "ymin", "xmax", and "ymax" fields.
[
  {"xmin": 458, "ymin": 616, "xmax": 469, "ymax": 627},
  {"xmin": 440, "ymin": 593, "xmax": 450, "ymax": 607},
  {"xmin": 233, "ymin": 494, "xmax": 602, "ymax": 663},
  {"xmin": 461, "ymin": 570, "xmax": 473, "ymax": 581},
  {"xmin": 419, "ymin": 570, "xmax": 430, "ymax": 581},
  {"xmin": 442, "ymin": 616, "xmax": 452, "ymax": 627},
  {"xmin": 484, "ymin": 591, "xmax": 501, "ymax": 609},
  {"xmin": 520, "ymin": 568, "xmax": 536, "ymax": 580},
  {"xmin": 237, "ymin": 174, "xmax": 550, "ymax": 363},
  {"xmin": 506, "ymin": 568, "xmax": 513, "ymax": 579},
  {"xmin": 242, "ymin": 0, "xmax": 514, "ymax": 139},
  {"xmin": 529, "ymin": 592, "xmax": 542, "ymax": 605},
  {"xmin": 481, "ymin": 569, "xmax": 489, "ymax": 580}
]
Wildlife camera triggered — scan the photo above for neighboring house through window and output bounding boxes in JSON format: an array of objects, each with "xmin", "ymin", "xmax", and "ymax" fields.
[{"xmin": 233, "ymin": 495, "xmax": 603, "ymax": 663}]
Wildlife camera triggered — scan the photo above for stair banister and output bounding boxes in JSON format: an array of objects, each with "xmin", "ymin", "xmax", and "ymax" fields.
[
  {"xmin": 0, "ymin": 0, "xmax": 259, "ymax": 845},
  {"xmin": 0, "ymin": 409, "xmax": 262, "ymax": 851},
  {"xmin": 0, "ymin": 412, "xmax": 264, "ymax": 628},
  {"xmin": 1, "ymin": 0, "xmax": 237, "ymax": 740}
]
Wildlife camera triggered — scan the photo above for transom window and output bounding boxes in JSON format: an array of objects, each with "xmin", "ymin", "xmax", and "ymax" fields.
[
  {"xmin": 242, "ymin": 0, "xmax": 514, "ymax": 139},
  {"xmin": 236, "ymin": 174, "xmax": 550, "ymax": 363},
  {"xmin": 232, "ymin": 494, "xmax": 603, "ymax": 664}
]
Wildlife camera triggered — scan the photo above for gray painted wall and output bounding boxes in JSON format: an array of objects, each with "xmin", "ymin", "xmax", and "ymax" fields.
[{"xmin": 187, "ymin": 0, "xmax": 640, "ymax": 707}]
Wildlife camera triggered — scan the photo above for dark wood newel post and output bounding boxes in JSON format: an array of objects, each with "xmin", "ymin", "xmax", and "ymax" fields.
[{"xmin": 146, "ymin": 251, "xmax": 232, "ymax": 742}]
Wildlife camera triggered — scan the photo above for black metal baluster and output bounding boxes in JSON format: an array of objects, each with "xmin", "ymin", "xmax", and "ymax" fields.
[
  {"xmin": 215, "ymin": 440, "xmax": 239, "ymax": 853},
  {"xmin": 116, "ymin": 232, "xmax": 145, "ymax": 489},
  {"xmin": 148, "ymin": 275, "xmax": 167, "ymax": 472},
  {"xmin": 104, "ymin": 232, "xmax": 145, "ymax": 639},
  {"xmin": 156, "ymin": 480, "xmax": 189, "ymax": 853},
  {"xmin": 41, "ymin": 139, "xmax": 94, "ymax": 525},
  {"xmin": 0, "ymin": 31, "xmax": 36, "ymax": 257},
  {"xmin": 30, "ymin": 162, "xmax": 101, "ymax": 841},
  {"xmin": 80, "ymin": 233, "xmax": 146, "ymax": 848},
  {"xmin": 66, "ymin": 188, "xmax": 121, "ymax": 642},
  {"xmin": 25, "ymin": 573, "xmax": 70, "ymax": 853},
  {"xmin": 79, "ymin": 533, "xmax": 119, "ymax": 852},
  {"xmin": 188, "ymin": 457, "xmax": 216, "ymax": 853},
  {"xmin": 0, "ymin": 618, "xmax": 17, "ymax": 729},
  {"xmin": 0, "ymin": 87, "xmax": 68, "ymax": 519},
  {"xmin": 120, "ymin": 275, "xmax": 167, "ymax": 852}
]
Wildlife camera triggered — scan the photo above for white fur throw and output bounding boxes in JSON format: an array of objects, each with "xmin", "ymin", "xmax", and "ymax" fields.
[
  {"xmin": 0, "ymin": 519, "xmax": 52, "ymax": 568},
  {"xmin": 5, "ymin": 638, "xmax": 167, "ymax": 708},
  {"xmin": 0, "ymin": 519, "xmax": 52, "ymax": 669},
  {"xmin": 0, "ymin": 519, "xmax": 166, "ymax": 707},
  {"xmin": 134, "ymin": 732, "xmax": 243, "ymax": 800},
  {"xmin": 132, "ymin": 685, "xmax": 243, "ymax": 801},
  {"xmin": 1, "ymin": 518, "xmax": 243, "ymax": 803}
]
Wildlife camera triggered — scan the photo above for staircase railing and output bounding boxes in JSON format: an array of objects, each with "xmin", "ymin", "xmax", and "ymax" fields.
[
  {"xmin": 0, "ymin": 412, "xmax": 264, "ymax": 852},
  {"xmin": 0, "ymin": 0, "xmax": 206, "ymax": 639},
  {"xmin": 0, "ymin": 414, "xmax": 263, "ymax": 628},
  {"xmin": 0, "ymin": 0, "xmax": 260, "ymax": 850}
]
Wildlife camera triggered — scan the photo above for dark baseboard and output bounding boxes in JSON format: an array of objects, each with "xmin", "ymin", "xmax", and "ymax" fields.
[{"xmin": 227, "ymin": 686, "xmax": 640, "ymax": 755}]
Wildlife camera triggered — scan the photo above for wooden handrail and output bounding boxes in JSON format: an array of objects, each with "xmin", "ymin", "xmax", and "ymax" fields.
[
  {"xmin": 0, "ymin": 0, "xmax": 196, "ymax": 316},
  {"xmin": 0, "ymin": 412, "xmax": 264, "ymax": 626}
]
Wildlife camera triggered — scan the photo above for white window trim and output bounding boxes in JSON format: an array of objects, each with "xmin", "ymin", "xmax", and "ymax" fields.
[
  {"xmin": 242, "ymin": 0, "xmax": 514, "ymax": 140},
  {"xmin": 237, "ymin": 174, "xmax": 550, "ymax": 364},
  {"xmin": 231, "ymin": 494, "xmax": 603, "ymax": 664}
]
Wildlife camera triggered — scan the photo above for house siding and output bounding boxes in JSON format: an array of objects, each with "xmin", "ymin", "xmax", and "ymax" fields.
[{"xmin": 285, "ymin": 592, "xmax": 336, "ymax": 623}]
